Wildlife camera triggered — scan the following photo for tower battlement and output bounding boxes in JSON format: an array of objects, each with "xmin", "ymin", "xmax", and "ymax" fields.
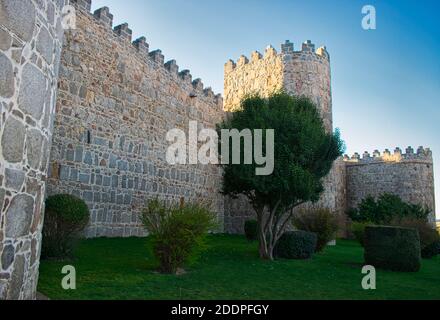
[
  {"xmin": 344, "ymin": 146, "xmax": 433, "ymax": 165},
  {"xmin": 225, "ymin": 40, "xmax": 329, "ymax": 74}
]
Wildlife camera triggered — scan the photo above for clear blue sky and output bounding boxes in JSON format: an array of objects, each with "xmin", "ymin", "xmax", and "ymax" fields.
[{"xmin": 92, "ymin": 0, "xmax": 440, "ymax": 218}]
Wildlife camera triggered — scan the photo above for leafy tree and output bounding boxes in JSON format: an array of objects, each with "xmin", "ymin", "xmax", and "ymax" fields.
[
  {"xmin": 348, "ymin": 193, "xmax": 431, "ymax": 224},
  {"xmin": 218, "ymin": 93, "xmax": 344, "ymax": 260}
]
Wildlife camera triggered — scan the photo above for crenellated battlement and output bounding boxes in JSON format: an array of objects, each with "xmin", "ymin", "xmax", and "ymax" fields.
[
  {"xmin": 344, "ymin": 146, "xmax": 433, "ymax": 165},
  {"xmin": 93, "ymin": 6, "xmax": 113, "ymax": 27},
  {"xmin": 133, "ymin": 36, "xmax": 149, "ymax": 56},
  {"xmin": 71, "ymin": 0, "xmax": 222, "ymax": 107},
  {"xmin": 225, "ymin": 40, "xmax": 330, "ymax": 73},
  {"xmin": 113, "ymin": 23, "xmax": 133, "ymax": 42}
]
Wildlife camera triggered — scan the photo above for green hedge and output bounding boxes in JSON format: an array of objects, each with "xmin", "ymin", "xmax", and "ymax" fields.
[
  {"xmin": 422, "ymin": 240, "xmax": 440, "ymax": 259},
  {"xmin": 274, "ymin": 231, "xmax": 317, "ymax": 260},
  {"xmin": 244, "ymin": 220, "xmax": 258, "ymax": 241},
  {"xmin": 42, "ymin": 194, "xmax": 90, "ymax": 259},
  {"xmin": 390, "ymin": 217, "xmax": 440, "ymax": 259},
  {"xmin": 364, "ymin": 226, "xmax": 421, "ymax": 272}
]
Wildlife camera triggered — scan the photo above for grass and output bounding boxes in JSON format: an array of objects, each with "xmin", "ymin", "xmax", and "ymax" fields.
[{"xmin": 38, "ymin": 234, "xmax": 440, "ymax": 300}]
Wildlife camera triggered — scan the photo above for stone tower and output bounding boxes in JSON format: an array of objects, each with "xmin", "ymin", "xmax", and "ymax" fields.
[
  {"xmin": 0, "ymin": 0, "xmax": 66, "ymax": 300},
  {"xmin": 224, "ymin": 40, "xmax": 333, "ymax": 132}
]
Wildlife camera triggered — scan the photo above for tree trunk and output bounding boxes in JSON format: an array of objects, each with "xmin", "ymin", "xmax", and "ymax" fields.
[
  {"xmin": 254, "ymin": 201, "xmax": 305, "ymax": 261},
  {"xmin": 258, "ymin": 236, "xmax": 274, "ymax": 260},
  {"xmin": 258, "ymin": 225, "xmax": 275, "ymax": 260}
]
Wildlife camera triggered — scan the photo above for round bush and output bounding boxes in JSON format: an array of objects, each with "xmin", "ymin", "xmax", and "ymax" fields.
[
  {"xmin": 274, "ymin": 231, "xmax": 317, "ymax": 260},
  {"xmin": 364, "ymin": 226, "xmax": 421, "ymax": 272},
  {"xmin": 422, "ymin": 240, "xmax": 440, "ymax": 259},
  {"xmin": 42, "ymin": 194, "xmax": 90, "ymax": 259},
  {"xmin": 141, "ymin": 199, "xmax": 216, "ymax": 274},
  {"xmin": 244, "ymin": 219, "xmax": 258, "ymax": 241},
  {"xmin": 390, "ymin": 218, "xmax": 439, "ymax": 259}
]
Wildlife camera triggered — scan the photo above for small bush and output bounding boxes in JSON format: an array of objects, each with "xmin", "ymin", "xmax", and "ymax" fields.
[
  {"xmin": 274, "ymin": 231, "xmax": 317, "ymax": 260},
  {"xmin": 42, "ymin": 194, "xmax": 90, "ymax": 259},
  {"xmin": 390, "ymin": 217, "xmax": 440, "ymax": 259},
  {"xmin": 422, "ymin": 241, "xmax": 440, "ymax": 259},
  {"xmin": 349, "ymin": 193, "xmax": 430, "ymax": 224},
  {"xmin": 351, "ymin": 221, "xmax": 374, "ymax": 247},
  {"xmin": 244, "ymin": 219, "xmax": 258, "ymax": 241},
  {"xmin": 141, "ymin": 199, "xmax": 216, "ymax": 274},
  {"xmin": 292, "ymin": 209, "xmax": 339, "ymax": 252},
  {"xmin": 364, "ymin": 226, "xmax": 421, "ymax": 272}
]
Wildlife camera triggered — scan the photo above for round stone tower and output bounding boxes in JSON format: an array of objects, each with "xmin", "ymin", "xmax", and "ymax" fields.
[
  {"xmin": 0, "ymin": 0, "xmax": 68, "ymax": 300},
  {"xmin": 281, "ymin": 40, "xmax": 333, "ymax": 132}
]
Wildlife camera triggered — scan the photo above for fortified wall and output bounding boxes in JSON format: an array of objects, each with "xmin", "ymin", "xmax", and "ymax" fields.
[
  {"xmin": 0, "ymin": 0, "xmax": 436, "ymax": 300},
  {"xmin": 345, "ymin": 147, "xmax": 436, "ymax": 222},
  {"xmin": 46, "ymin": 1, "xmax": 225, "ymax": 237}
]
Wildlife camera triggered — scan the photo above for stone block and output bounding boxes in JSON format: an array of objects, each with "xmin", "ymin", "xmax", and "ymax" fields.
[
  {"xmin": 5, "ymin": 194, "xmax": 34, "ymax": 238},
  {"xmin": 18, "ymin": 64, "xmax": 47, "ymax": 120}
]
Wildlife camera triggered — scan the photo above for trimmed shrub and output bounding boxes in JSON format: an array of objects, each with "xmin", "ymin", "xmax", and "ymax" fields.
[
  {"xmin": 274, "ymin": 231, "xmax": 317, "ymax": 260},
  {"xmin": 349, "ymin": 193, "xmax": 430, "ymax": 224},
  {"xmin": 364, "ymin": 226, "xmax": 421, "ymax": 272},
  {"xmin": 244, "ymin": 219, "xmax": 258, "ymax": 241},
  {"xmin": 292, "ymin": 209, "xmax": 339, "ymax": 252},
  {"xmin": 390, "ymin": 217, "xmax": 440, "ymax": 259},
  {"xmin": 141, "ymin": 199, "xmax": 216, "ymax": 274},
  {"xmin": 351, "ymin": 221, "xmax": 374, "ymax": 247},
  {"xmin": 42, "ymin": 194, "xmax": 90, "ymax": 259},
  {"xmin": 422, "ymin": 241, "xmax": 440, "ymax": 259}
]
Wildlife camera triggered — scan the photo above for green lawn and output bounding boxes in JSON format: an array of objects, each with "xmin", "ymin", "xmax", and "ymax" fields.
[{"xmin": 38, "ymin": 234, "xmax": 440, "ymax": 300}]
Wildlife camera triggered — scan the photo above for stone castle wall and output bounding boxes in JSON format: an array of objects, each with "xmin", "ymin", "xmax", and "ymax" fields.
[
  {"xmin": 0, "ymin": 0, "xmax": 66, "ymax": 300},
  {"xmin": 345, "ymin": 147, "xmax": 436, "ymax": 222},
  {"xmin": 0, "ymin": 0, "xmax": 437, "ymax": 301},
  {"xmin": 46, "ymin": 2, "xmax": 225, "ymax": 238}
]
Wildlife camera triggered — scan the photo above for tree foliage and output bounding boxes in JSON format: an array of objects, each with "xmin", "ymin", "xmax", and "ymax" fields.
[
  {"xmin": 348, "ymin": 193, "xmax": 431, "ymax": 225},
  {"xmin": 292, "ymin": 208, "xmax": 340, "ymax": 252},
  {"xmin": 219, "ymin": 93, "xmax": 344, "ymax": 259},
  {"xmin": 141, "ymin": 199, "xmax": 217, "ymax": 274}
]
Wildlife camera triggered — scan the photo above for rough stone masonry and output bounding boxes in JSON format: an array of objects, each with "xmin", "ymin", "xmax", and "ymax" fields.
[
  {"xmin": 0, "ymin": 0, "xmax": 67, "ymax": 299},
  {"xmin": 0, "ymin": 0, "xmax": 436, "ymax": 300}
]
